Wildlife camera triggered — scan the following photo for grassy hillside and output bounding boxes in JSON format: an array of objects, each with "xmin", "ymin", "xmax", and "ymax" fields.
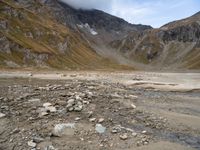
[{"xmin": 0, "ymin": 0, "xmax": 130, "ymax": 70}]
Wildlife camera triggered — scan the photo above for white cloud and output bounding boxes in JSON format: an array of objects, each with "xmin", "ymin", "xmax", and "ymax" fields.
[
  {"xmin": 59, "ymin": 0, "xmax": 200, "ymax": 28},
  {"xmin": 110, "ymin": 0, "xmax": 155, "ymax": 24},
  {"xmin": 59, "ymin": 0, "xmax": 112, "ymax": 11}
]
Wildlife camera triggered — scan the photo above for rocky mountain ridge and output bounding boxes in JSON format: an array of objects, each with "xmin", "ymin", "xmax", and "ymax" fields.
[
  {"xmin": 110, "ymin": 11, "xmax": 200, "ymax": 69},
  {"xmin": 0, "ymin": 0, "xmax": 200, "ymax": 70}
]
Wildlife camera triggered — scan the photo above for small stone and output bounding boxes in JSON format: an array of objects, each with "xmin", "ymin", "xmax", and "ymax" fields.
[
  {"xmin": 67, "ymin": 99, "xmax": 75, "ymax": 105},
  {"xmin": 89, "ymin": 118, "xmax": 96, "ymax": 122},
  {"xmin": 111, "ymin": 129, "xmax": 118, "ymax": 134},
  {"xmin": 33, "ymin": 137, "xmax": 44, "ymax": 143},
  {"xmin": 28, "ymin": 140, "xmax": 37, "ymax": 147},
  {"xmin": 137, "ymin": 141, "xmax": 141, "ymax": 146},
  {"xmin": 142, "ymin": 130, "xmax": 147, "ymax": 134},
  {"xmin": 0, "ymin": 113, "xmax": 6, "ymax": 118},
  {"xmin": 144, "ymin": 141, "xmax": 149, "ymax": 145},
  {"xmin": 11, "ymin": 128, "xmax": 20, "ymax": 134},
  {"xmin": 75, "ymin": 95, "xmax": 82, "ymax": 100},
  {"xmin": 43, "ymin": 103, "xmax": 52, "ymax": 107},
  {"xmin": 46, "ymin": 106, "xmax": 57, "ymax": 113},
  {"xmin": 74, "ymin": 105, "xmax": 83, "ymax": 112},
  {"xmin": 68, "ymin": 107, "xmax": 74, "ymax": 112},
  {"xmin": 28, "ymin": 73, "xmax": 33, "ymax": 77},
  {"xmin": 75, "ymin": 117, "xmax": 81, "ymax": 121},
  {"xmin": 98, "ymin": 118, "xmax": 104, "ymax": 123},
  {"xmin": 95, "ymin": 124, "xmax": 106, "ymax": 134},
  {"xmin": 120, "ymin": 134, "xmax": 128, "ymax": 140},
  {"xmin": 128, "ymin": 95, "xmax": 138, "ymax": 99},
  {"xmin": 39, "ymin": 112, "xmax": 49, "ymax": 117},
  {"xmin": 45, "ymin": 145, "xmax": 56, "ymax": 150},
  {"xmin": 88, "ymin": 111, "xmax": 93, "ymax": 118},
  {"xmin": 83, "ymin": 101, "xmax": 89, "ymax": 104},
  {"xmin": 131, "ymin": 104, "xmax": 137, "ymax": 109},
  {"xmin": 28, "ymin": 98, "xmax": 40, "ymax": 103},
  {"xmin": 132, "ymin": 132, "xmax": 137, "ymax": 137}
]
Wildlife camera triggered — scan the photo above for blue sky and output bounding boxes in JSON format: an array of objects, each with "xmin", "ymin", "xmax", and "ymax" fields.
[{"xmin": 61, "ymin": 0, "xmax": 200, "ymax": 28}]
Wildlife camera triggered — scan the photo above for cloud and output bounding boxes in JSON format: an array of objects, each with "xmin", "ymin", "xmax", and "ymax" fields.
[
  {"xmin": 59, "ymin": 0, "xmax": 112, "ymax": 11},
  {"xmin": 60, "ymin": 0, "xmax": 200, "ymax": 28}
]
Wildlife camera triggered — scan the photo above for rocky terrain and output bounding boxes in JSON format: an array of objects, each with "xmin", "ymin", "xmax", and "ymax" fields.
[
  {"xmin": 0, "ymin": 71, "xmax": 200, "ymax": 150},
  {"xmin": 0, "ymin": 1, "xmax": 200, "ymax": 150},
  {"xmin": 110, "ymin": 12, "xmax": 200, "ymax": 70}
]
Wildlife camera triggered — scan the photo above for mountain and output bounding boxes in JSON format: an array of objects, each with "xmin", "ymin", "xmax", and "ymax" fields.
[
  {"xmin": 110, "ymin": 11, "xmax": 200, "ymax": 70},
  {"xmin": 0, "ymin": 0, "xmax": 200, "ymax": 70},
  {"xmin": 0, "ymin": 0, "xmax": 133, "ymax": 70}
]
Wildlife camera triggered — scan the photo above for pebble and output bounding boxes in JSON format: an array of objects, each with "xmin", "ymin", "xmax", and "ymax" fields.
[
  {"xmin": 98, "ymin": 118, "xmax": 104, "ymax": 123},
  {"xmin": 83, "ymin": 101, "xmax": 90, "ymax": 104},
  {"xmin": 40, "ymin": 112, "xmax": 49, "ymax": 117},
  {"xmin": 67, "ymin": 99, "xmax": 75, "ymax": 105},
  {"xmin": 43, "ymin": 103, "xmax": 52, "ymax": 107},
  {"xmin": 88, "ymin": 111, "xmax": 93, "ymax": 118},
  {"xmin": 46, "ymin": 106, "xmax": 57, "ymax": 113},
  {"xmin": 33, "ymin": 137, "xmax": 44, "ymax": 143},
  {"xmin": 131, "ymin": 104, "xmax": 137, "ymax": 109},
  {"xmin": 95, "ymin": 124, "xmax": 106, "ymax": 134},
  {"xmin": 75, "ymin": 117, "xmax": 81, "ymax": 121},
  {"xmin": 89, "ymin": 118, "xmax": 96, "ymax": 122},
  {"xmin": 42, "ymin": 103, "xmax": 57, "ymax": 113},
  {"xmin": 128, "ymin": 95, "xmax": 138, "ymax": 99},
  {"xmin": 0, "ymin": 113, "xmax": 6, "ymax": 118},
  {"xmin": 142, "ymin": 130, "xmax": 147, "ymax": 134},
  {"xmin": 111, "ymin": 129, "xmax": 118, "ymax": 134},
  {"xmin": 68, "ymin": 107, "xmax": 74, "ymax": 112},
  {"xmin": 132, "ymin": 132, "xmax": 137, "ymax": 137},
  {"xmin": 74, "ymin": 105, "xmax": 83, "ymax": 112},
  {"xmin": 27, "ymin": 140, "xmax": 37, "ymax": 147},
  {"xmin": 45, "ymin": 145, "xmax": 56, "ymax": 150},
  {"xmin": 120, "ymin": 134, "xmax": 128, "ymax": 140},
  {"xmin": 28, "ymin": 73, "xmax": 33, "ymax": 77},
  {"xmin": 28, "ymin": 98, "xmax": 41, "ymax": 103}
]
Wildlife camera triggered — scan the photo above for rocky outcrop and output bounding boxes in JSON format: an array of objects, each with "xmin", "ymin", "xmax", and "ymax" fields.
[
  {"xmin": 109, "ymin": 11, "xmax": 200, "ymax": 69},
  {"xmin": 159, "ymin": 22, "xmax": 200, "ymax": 43}
]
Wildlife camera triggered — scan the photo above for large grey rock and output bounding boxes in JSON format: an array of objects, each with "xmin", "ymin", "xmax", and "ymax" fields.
[{"xmin": 52, "ymin": 123, "xmax": 75, "ymax": 137}]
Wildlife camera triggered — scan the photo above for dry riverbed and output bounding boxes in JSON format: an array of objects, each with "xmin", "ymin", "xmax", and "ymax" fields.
[{"xmin": 0, "ymin": 71, "xmax": 200, "ymax": 150}]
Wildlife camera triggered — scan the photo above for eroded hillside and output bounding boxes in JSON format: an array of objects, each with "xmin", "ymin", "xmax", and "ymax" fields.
[
  {"xmin": 0, "ymin": 0, "xmax": 129, "ymax": 70},
  {"xmin": 110, "ymin": 12, "xmax": 200, "ymax": 70}
]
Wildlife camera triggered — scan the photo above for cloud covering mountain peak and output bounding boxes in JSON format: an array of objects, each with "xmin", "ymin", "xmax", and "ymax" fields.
[{"xmin": 59, "ymin": 0, "xmax": 112, "ymax": 10}]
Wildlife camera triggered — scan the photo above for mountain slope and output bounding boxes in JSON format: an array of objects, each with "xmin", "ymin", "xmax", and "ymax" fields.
[
  {"xmin": 0, "ymin": 0, "xmax": 200, "ymax": 70},
  {"xmin": 0, "ymin": 0, "xmax": 130, "ymax": 70},
  {"xmin": 110, "ymin": 11, "xmax": 200, "ymax": 70}
]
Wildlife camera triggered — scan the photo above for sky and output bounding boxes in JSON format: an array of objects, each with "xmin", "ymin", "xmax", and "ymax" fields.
[{"xmin": 60, "ymin": 0, "xmax": 200, "ymax": 28}]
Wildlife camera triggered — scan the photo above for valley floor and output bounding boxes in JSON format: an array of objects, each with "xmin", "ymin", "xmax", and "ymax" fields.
[{"xmin": 0, "ymin": 71, "xmax": 200, "ymax": 150}]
